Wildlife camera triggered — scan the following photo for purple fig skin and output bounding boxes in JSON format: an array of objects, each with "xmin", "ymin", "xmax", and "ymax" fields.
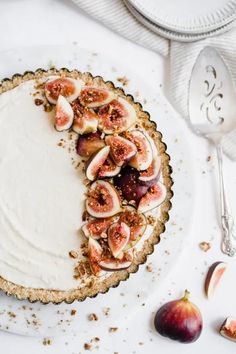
[
  {"xmin": 76, "ymin": 132, "xmax": 105, "ymax": 158},
  {"xmin": 154, "ymin": 290, "xmax": 203, "ymax": 343},
  {"xmin": 113, "ymin": 166, "xmax": 148, "ymax": 204}
]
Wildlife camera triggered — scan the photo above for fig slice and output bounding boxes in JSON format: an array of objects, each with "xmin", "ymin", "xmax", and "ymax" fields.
[
  {"xmin": 108, "ymin": 221, "xmax": 130, "ymax": 258},
  {"xmin": 82, "ymin": 217, "xmax": 115, "ymax": 239},
  {"xmin": 76, "ymin": 132, "xmax": 105, "ymax": 158},
  {"xmin": 105, "ymin": 135, "xmax": 137, "ymax": 167},
  {"xmin": 98, "ymin": 97, "xmax": 137, "ymax": 134},
  {"xmin": 72, "ymin": 100, "xmax": 98, "ymax": 134},
  {"xmin": 88, "ymin": 237, "xmax": 103, "ymax": 276},
  {"xmin": 98, "ymin": 156, "xmax": 121, "ymax": 178},
  {"xmin": 220, "ymin": 317, "xmax": 236, "ymax": 342},
  {"xmin": 45, "ymin": 76, "xmax": 83, "ymax": 104},
  {"xmin": 139, "ymin": 156, "xmax": 161, "ymax": 185},
  {"xmin": 138, "ymin": 182, "xmax": 167, "ymax": 213},
  {"xmin": 86, "ymin": 180, "xmax": 122, "ymax": 218},
  {"xmin": 127, "ymin": 130, "xmax": 153, "ymax": 171},
  {"xmin": 119, "ymin": 206, "xmax": 147, "ymax": 245},
  {"xmin": 80, "ymin": 87, "xmax": 116, "ymax": 108},
  {"xmin": 99, "ymin": 251, "xmax": 133, "ymax": 271},
  {"xmin": 86, "ymin": 146, "xmax": 110, "ymax": 181},
  {"xmin": 54, "ymin": 95, "xmax": 74, "ymax": 132},
  {"xmin": 204, "ymin": 261, "xmax": 227, "ymax": 298},
  {"xmin": 114, "ymin": 166, "xmax": 149, "ymax": 204}
]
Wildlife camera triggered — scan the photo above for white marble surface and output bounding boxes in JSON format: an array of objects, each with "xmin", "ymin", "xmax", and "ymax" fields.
[{"xmin": 0, "ymin": 0, "xmax": 236, "ymax": 353}]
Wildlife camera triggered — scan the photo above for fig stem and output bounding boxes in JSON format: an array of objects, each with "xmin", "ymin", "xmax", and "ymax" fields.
[{"xmin": 182, "ymin": 289, "xmax": 190, "ymax": 301}]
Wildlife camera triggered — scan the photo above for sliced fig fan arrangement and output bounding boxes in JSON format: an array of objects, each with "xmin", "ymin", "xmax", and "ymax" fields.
[{"xmin": 0, "ymin": 69, "xmax": 173, "ymax": 303}]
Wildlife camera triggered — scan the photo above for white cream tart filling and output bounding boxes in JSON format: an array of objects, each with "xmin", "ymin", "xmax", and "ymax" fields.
[{"xmin": 0, "ymin": 80, "xmax": 159, "ymax": 291}]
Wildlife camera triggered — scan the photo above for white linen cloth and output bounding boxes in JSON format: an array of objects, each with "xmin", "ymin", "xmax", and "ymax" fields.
[{"xmin": 72, "ymin": 0, "xmax": 236, "ymax": 160}]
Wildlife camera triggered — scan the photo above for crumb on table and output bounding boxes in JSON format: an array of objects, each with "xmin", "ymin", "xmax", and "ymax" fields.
[{"xmin": 199, "ymin": 242, "xmax": 211, "ymax": 252}]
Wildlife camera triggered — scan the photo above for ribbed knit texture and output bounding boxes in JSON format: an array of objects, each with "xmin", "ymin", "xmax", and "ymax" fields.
[{"xmin": 72, "ymin": 0, "xmax": 236, "ymax": 160}]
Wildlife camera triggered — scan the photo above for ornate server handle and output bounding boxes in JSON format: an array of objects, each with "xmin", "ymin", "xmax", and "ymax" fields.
[{"xmin": 216, "ymin": 145, "xmax": 236, "ymax": 256}]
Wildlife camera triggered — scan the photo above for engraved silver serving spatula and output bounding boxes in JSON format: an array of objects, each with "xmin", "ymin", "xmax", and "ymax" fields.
[{"xmin": 189, "ymin": 46, "xmax": 236, "ymax": 256}]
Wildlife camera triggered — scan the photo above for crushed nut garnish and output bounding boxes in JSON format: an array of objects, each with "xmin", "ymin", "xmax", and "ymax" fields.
[
  {"xmin": 84, "ymin": 343, "xmax": 92, "ymax": 350},
  {"xmin": 207, "ymin": 155, "xmax": 211, "ymax": 162},
  {"xmin": 8, "ymin": 311, "xmax": 16, "ymax": 318},
  {"xmin": 103, "ymin": 307, "xmax": 110, "ymax": 316},
  {"xmin": 69, "ymin": 250, "xmax": 78, "ymax": 259},
  {"xmin": 74, "ymin": 261, "xmax": 89, "ymax": 279},
  {"xmin": 147, "ymin": 215, "xmax": 156, "ymax": 226},
  {"xmin": 88, "ymin": 313, "xmax": 98, "ymax": 321},
  {"xmin": 117, "ymin": 76, "xmax": 129, "ymax": 86},
  {"xmin": 43, "ymin": 103, "xmax": 53, "ymax": 112},
  {"xmin": 70, "ymin": 309, "xmax": 77, "ymax": 316},
  {"xmin": 109, "ymin": 327, "xmax": 118, "ymax": 333},
  {"xmin": 146, "ymin": 264, "xmax": 153, "ymax": 272},
  {"xmin": 42, "ymin": 338, "xmax": 52, "ymax": 346},
  {"xmin": 34, "ymin": 98, "xmax": 44, "ymax": 106},
  {"xmin": 199, "ymin": 242, "xmax": 211, "ymax": 252}
]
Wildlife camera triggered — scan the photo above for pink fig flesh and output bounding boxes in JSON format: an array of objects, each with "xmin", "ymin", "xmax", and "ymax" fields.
[
  {"xmin": 108, "ymin": 222, "xmax": 130, "ymax": 258},
  {"xmin": 204, "ymin": 261, "xmax": 227, "ymax": 298},
  {"xmin": 220, "ymin": 317, "xmax": 236, "ymax": 342}
]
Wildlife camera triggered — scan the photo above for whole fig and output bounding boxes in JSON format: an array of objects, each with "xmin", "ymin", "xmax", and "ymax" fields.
[{"xmin": 154, "ymin": 290, "xmax": 203, "ymax": 343}]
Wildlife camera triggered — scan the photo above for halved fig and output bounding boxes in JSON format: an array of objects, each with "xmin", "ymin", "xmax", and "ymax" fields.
[
  {"xmin": 204, "ymin": 261, "xmax": 227, "ymax": 298},
  {"xmin": 54, "ymin": 95, "xmax": 74, "ymax": 131},
  {"xmin": 114, "ymin": 166, "xmax": 148, "ymax": 204},
  {"xmin": 98, "ymin": 156, "xmax": 121, "ymax": 178},
  {"xmin": 99, "ymin": 251, "xmax": 133, "ymax": 271},
  {"xmin": 105, "ymin": 135, "xmax": 137, "ymax": 167},
  {"xmin": 220, "ymin": 317, "xmax": 236, "ymax": 342},
  {"xmin": 139, "ymin": 156, "xmax": 161, "ymax": 186},
  {"xmin": 138, "ymin": 182, "xmax": 167, "ymax": 213},
  {"xmin": 127, "ymin": 130, "xmax": 153, "ymax": 171},
  {"xmin": 82, "ymin": 217, "xmax": 115, "ymax": 239},
  {"xmin": 88, "ymin": 237, "xmax": 103, "ymax": 275},
  {"xmin": 72, "ymin": 100, "xmax": 98, "ymax": 134},
  {"xmin": 108, "ymin": 222, "xmax": 130, "ymax": 258},
  {"xmin": 98, "ymin": 97, "xmax": 136, "ymax": 134},
  {"xmin": 119, "ymin": 206, "xmax": 147, "ymax": 243},
  {"xmin": 45, "ymin": 76, "xmax": 83, "ymax": 104},
  {"xmin": 86, "ymin": 180, "xmax": 122, "ymax": 218},
  {"xmin": 80, "ymin": 87, "xmax": 116, "ymax": 108},
  {"xmin": 86, "ymin": 146, "xmax": 110, "ymax": 181},
  {"xmin": 76, "ymin": 132, "xmax": 105, "ymax": 158}
]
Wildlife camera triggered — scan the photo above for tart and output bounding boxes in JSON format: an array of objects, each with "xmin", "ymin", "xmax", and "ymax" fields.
[{"xmin": 0, "ymin": 68, "xmax": 173, "ymax": 303}]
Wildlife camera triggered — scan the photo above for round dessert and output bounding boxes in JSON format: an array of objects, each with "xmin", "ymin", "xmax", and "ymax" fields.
[{"xmin": 0, "ymin": 68, "xmax": 173, "ymax": 303}]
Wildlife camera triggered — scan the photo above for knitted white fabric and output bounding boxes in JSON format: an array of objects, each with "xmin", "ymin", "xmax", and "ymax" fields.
[{"xmin": 72, "ymin": 0, "xmax": 236, "ymax": 160}]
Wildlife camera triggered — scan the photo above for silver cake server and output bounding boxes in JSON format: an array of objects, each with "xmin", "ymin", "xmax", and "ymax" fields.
[{"xmin": 189, "ymin": 46, "xmax": 236, "ymax": 256}]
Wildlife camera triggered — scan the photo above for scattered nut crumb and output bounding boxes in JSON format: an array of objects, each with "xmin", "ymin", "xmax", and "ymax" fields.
[
  {"xmin": 117, "ymin": 76, "xmax": 129, "ymax": 86},
  {"xmin": 7, "ymin": 311, "xmax": 16, "ymax": 318},
  {"xmin": 88, "ymin": 313, "xmax": 98, "ymax": 321},
  {"xmin": 199, "ymin": 242, "xmax": 211, "ymax": 252},
  {"xmin": 70, "ymin": 309, "xmax": 77, "ymax": 316},
  {"xmin": 146, "ymin": 264, "xmax": 153, "ymax": 272},
  {"xmin": 103, "ymin": 307, "xmax": 110, "ymax": 316},
  {"xmin": 42, "ymin": 338, "xmax": 52, "ymax": 346},
  {"xmin": 109, "ymin": 327, "xmax": 118, "ymax": 333},
  {"xmin": 69, "ymin": 250, "xmax": 78, "ymax": 259},
  {"xmin": 84, "ymin": 343, "xmax": 92, "ymax": 350},
  {"xmin": 207, "ymin": 155, "xmax": 211, "ymax": 162}
]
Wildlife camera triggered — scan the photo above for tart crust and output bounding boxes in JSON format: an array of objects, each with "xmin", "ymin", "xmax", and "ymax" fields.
[{"xmin": 0, "ymin": 68, "xmax": 173, "ymax": 304}]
